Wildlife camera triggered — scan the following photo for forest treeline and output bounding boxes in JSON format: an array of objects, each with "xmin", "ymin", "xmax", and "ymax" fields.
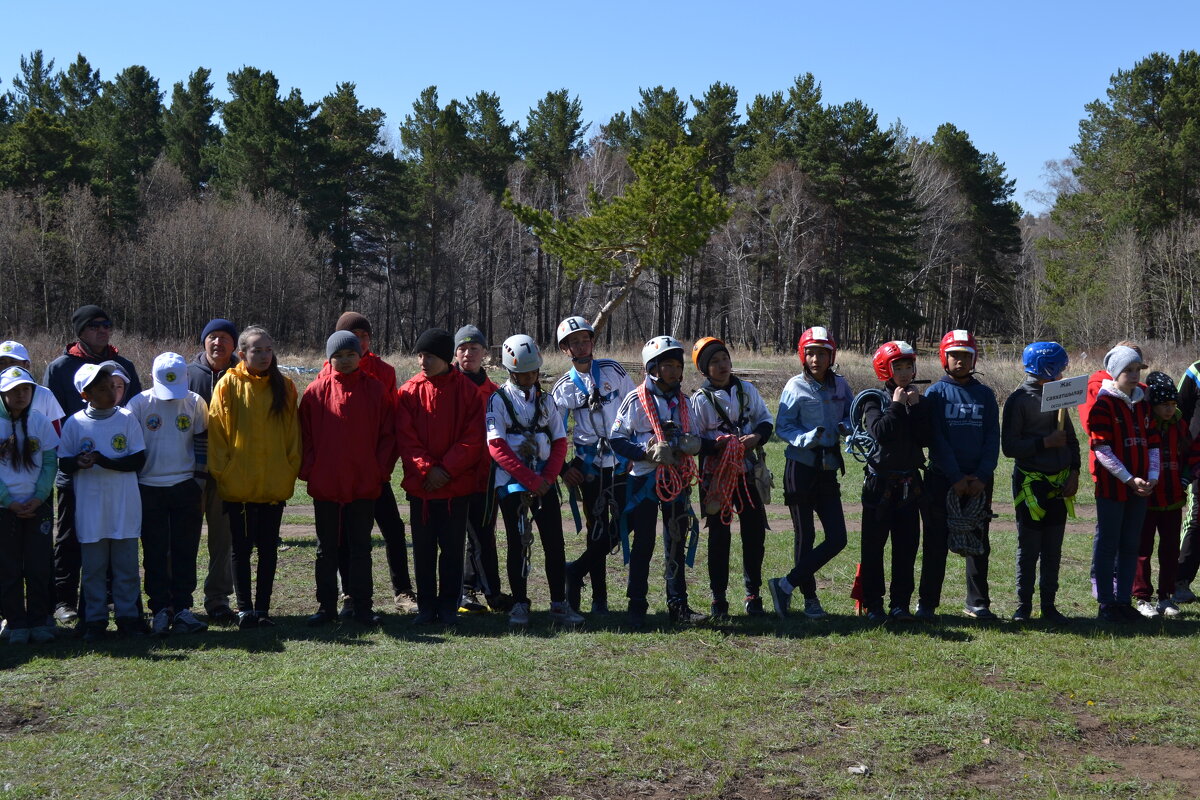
[{"xmin": 1, "ymin": 50, "xmax": 1196, "ymax": 353}]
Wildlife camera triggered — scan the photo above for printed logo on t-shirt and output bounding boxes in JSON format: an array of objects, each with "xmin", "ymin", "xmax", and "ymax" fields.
[
  {"xmin": 486, "ymin": 414, "xmax": 497, "ymax": 432},
  {"xmin": 111, "ymin": 434, "xmax": 128, "ymax": 453},
  {"xmin": 79, "ymin": 438, "xmax": 95, "ymax": 454},
  {"xmin": 146, "ymin": 414, "xmax": 162, "ymax": 431},
  {"xmin": 944, "ymin": 403, "xmax": 984, "ymax": 421},
  {"xmin": 175, "ymin": 414, "xmax": 192, "ymax": 432},
  {"xmin": 27, "ymin": 436, "xmax": 40, "ymax": 452},
  {"xmin": 39, "ymin": 519, "xmax": 51, "ymax": 535}
]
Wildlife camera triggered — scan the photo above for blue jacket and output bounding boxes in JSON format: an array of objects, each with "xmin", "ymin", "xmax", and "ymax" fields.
[
  {"xmin": 776, "ymin": 371, "xmax": 852, "ymax": 469},
  {"xmin": 926, "ymin": 374, "xmax": 1000, "ymax": 483}
]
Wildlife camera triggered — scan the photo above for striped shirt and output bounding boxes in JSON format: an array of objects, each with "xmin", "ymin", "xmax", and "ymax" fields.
[
  {"xmin": 1150, "ymin": 411, "xmax": 1196, "ymax": 509},
  {"xmin": 1087, "ymin": 386, "xmax": 1159, "ymax": 501}
]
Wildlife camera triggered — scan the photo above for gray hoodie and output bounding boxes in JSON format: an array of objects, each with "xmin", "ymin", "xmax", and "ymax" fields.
[{"xmin": 1001, "ymin": 375, "xmax": 1081, "ymax": 474}]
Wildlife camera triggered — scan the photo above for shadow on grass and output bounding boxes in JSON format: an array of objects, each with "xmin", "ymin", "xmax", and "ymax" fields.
[{"xmin": 3, "ymin": 607, "xmax": 1197, "ymax": 669}]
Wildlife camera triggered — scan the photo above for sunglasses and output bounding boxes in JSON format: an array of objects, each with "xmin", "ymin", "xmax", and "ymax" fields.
[{"xmin": 86, "ymin": 320, "xmax": 113, "ymax": 330}]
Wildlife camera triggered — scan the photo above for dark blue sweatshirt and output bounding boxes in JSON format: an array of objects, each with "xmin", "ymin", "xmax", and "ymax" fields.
[{"xmin": 925, "ymin": 373, "xmax": 1000, "ymax": 484}]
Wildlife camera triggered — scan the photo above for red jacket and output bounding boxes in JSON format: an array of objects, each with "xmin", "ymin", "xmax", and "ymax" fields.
[
  {"xmin": 396, "ymin": 368, "xmax": 485, "ymax": 500},
  {"xmin": 299, "ymin": 367, "xmax": 395, "ymax": 503},
  {"xmin": 461, "ymin": 368, "xmax": 500, "ymax": 492}
]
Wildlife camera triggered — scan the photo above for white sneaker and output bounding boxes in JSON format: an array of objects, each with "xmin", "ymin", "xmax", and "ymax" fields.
[
  {"xmin": 1174, "ymin": 583, "xmax": 1197, "ymax": 604},
  {"xmin": 803, "ymin": 597, "xmax": 827, "ymax": 619},
  {"xmin": 173, "ymin": 608, "xmax": 209, "ymax": 634},
  {"xmin": 509, "ymin": 602, "xmax": 530, "ymax": 627},
  {"xmin": 151, "ymin": 609, "xmax": 171, "ymax": 637},
  {"xmin": 1135, "ymin": 599, "xmax": 1161, "ymax": 619},
  {"xmin": 550, "ymin": 601, "xmax": 584, "ymax": 626},
  {"xmin": 1157, "ymin": 598, "xmax": 1182, "ymax": 617}
]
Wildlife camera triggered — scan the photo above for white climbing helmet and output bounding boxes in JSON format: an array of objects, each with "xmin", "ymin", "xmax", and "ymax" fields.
[
  {"xmin": 501, "ymin": 334, "xmax": 543, "ymax": 373},
  {"xmin": 641, "ymin": 335, "xmax": 685, "ymax": 371},
  {"xmin": 556, "ymin": 315, "xmax": 595, "ymax": 345}
]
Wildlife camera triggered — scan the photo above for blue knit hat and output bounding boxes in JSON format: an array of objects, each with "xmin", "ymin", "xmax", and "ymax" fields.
[{"xmin": 201, "ymin": 319, "xmax": 239, "ymax": 344}]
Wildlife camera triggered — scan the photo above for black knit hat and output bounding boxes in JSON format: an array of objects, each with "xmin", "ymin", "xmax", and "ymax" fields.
[
  {"xmin": 696, "ymin": 340, "xmax": 729, "ymax": 376},
  {"xmin": 414, "ymin": 328, "xmax": 454, "ymax": 365},
  {"xmin": 1146, "ymin": 371, "xmax": 1178, "ymax": 405},
  {"xmin": 71, "ymin": 305, "xmax": 110, "ymax": 337}
]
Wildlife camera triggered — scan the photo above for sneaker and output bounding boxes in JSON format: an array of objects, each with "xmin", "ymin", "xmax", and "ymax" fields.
[
  {"xmin": 1011, "ymin": 605, "xmax": 1032, "ymax": 622},
  {"xmin": 1175, "ymin": 582, "xmax": 1197, "ymax": 604},
  {"xmin": 255, "ymin": 612, "xmax": 276, "ymax": 628},
  {"xmin": 238, "ymin": 611, "xmax": 257, "ymax": 629},
  {"xmin": 865, "ymin": 609, "xmax": 887, "ymax": 624},
  {"xmin": 767, "ymin": 578, "xmax": 791, "ymax": 619},
  {"xmin": 115, "ymin": 617, "xmax": 148, "ymax": 637},
  {"xmin": 206, "ymin": 605, "xmax": 238, "ymax": 624},
  {"xmin": 173, "ymin": 609, "xmax": 208, "ymax": 634},
  {"xmin": 710, "ymin": 600, "xmax": 730, "ymax": 620},
  {"xmin": 339, "ymin": 598, "xmax": 355, "ymax": 620},
  {"xmin": 307, "ymin": 609, "xmax": 336, "ymax": 626},
  {"xmin": 8, "ymin": 628, "xmax": 30, "ymax": 645},
  {"xmin": 353, "ymin": 609, "xmax": 383, "ymax": 626},
  {"xmin": 964, "ymin": 605, "xmax": 998, "ymax": 621},
  {"xmin": 914, "ymin": 604, "xmax": 939, "ymax": 623},
  {"xmin": 1116, "ymin": 603, "xmax": 1144, "ymax": 622},
  {"xmin": 550, "ymin": 601, "xmax": 585, "ymax": 626},
  {"xmin": 30, "ymin": 626, "xmax": 55, "ymax": 644},
  {"xmin": 413, "ymin": 609, "xmax": 438, "ymax": 625},
  {"xmin": 627, "ymin": 606, "xmax": 646, "ymax": 630},
  {"xmin": 459, "ymin": 591, "xmax": 487, "ymax": 614},
  {"xmin": 394, "ymin": 592, "xmax": 419, "ymax": 614},
  {"xmin": 82, "ymin": 622, "xmax": 107, "ymax": 643},
  {"xmin": 1097, "ymin": 604, "xmax": 1122, "ymax": 622},
  {"xmin": 1136, "ymin": 599, "xmax": 1161, "ymax": 619},
  {"xmin": 1041, "ymin": 606, "xmax": 1070, "ymax": 625},
  {"xmin": 744, "ymin": 595, "xmax": 766, "ymax": 616},
  {"xmin": 669, "ymin": 603, "xmax": 708, "ymax": 624},
  {"xmin": 438, "ymin": 607, "xmax": 458, "ymax": 626},
  {"xmin": 590, "ymin": 600, "xmax": 609, "ymax": 615},
  {"xmin": 888, "ymin": 607, "xmax": 916, "ymax": 623},
  {"xmin": 0, "ymin": 619, "xmax": 8, "ymax": 641},
  {"xmin": 509, "ymin": 602, "xmax": 531, "ymax": 627},
  {"xmin": 803, "ymin": 597, "xmax": 827, "ymax": 620},
  {"xmin": 53, "ymin": 603, "xmax": 78, "ymax": 625},
  {"xmin": 151, "ymin": 609, "xmax": 172, "ymax": 637},
  {"xmin": 1157, "ymin": 598, "xmax": 1182, "ymax": 617},
  {"xmin": 486, "ymin": 593, "xmax": 514, "ymax": 613}
]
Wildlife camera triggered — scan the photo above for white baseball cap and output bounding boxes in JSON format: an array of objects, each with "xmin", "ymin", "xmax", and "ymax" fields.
[
  {"xmin": 152, "ymin": 352, "xmax": 189, "ymax": 400},
  {"xmin": 73, "ymin": 362, "xmax": 118, "ymax": 394},
  {"xmin": 0, "ymin": 366, "xmax": 37, "ymax": 393},
  {"xmin": 0, "ymin": 341, "xmax": 30, "ymax": 363}
]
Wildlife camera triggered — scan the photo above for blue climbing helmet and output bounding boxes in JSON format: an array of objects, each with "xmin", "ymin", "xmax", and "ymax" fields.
[{"xmin": 1021, "ymin": 341, "xmax": 1069, "ymax": 380}]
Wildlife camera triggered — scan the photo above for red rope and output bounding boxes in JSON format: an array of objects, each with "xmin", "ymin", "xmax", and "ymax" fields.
[
  {"xmin": 636, "ymin": 383, "xmax": 697, "ymax": 502},
  {"xmin": 704, "ymin": 434, "xmax": 748, "ymax": 525}
]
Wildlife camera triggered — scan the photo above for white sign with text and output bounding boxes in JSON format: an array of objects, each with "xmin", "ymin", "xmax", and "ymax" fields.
[{"xmin": 1041, "ymin": 375, "xmax": 1088, "ymax": 412}]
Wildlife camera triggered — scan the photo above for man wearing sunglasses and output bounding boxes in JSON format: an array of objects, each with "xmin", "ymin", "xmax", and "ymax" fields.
[{"xmin": 43, "ymin": 305, "xmax": 144, "ymax": 627}]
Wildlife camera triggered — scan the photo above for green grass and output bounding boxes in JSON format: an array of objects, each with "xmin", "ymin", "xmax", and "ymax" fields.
[{"xmin": 4, "ymin": 407, "xmax": 1197, "ymax": 798}]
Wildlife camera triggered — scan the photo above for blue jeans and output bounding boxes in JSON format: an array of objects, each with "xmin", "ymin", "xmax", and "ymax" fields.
[{"xmin": 1093, "ymin": 495, "xmax": 1147, "ymax": 605}]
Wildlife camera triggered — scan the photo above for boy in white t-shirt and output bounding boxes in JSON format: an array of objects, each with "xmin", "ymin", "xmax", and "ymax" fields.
[
  {"xmin": 126, "ymin": 353, "xmax": 209, "ymax": 637},
  {"xmin": 58, "ymin": 363, "xmax": 147, "ymax": 642}
]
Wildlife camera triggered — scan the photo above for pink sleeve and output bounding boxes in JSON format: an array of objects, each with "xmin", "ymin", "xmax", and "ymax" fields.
[{"xmin": 489, "ymin": 438, "xmax": 543, "ymax": 491}]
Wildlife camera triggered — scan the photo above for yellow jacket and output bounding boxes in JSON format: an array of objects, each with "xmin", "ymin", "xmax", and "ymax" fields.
[{"xmin": 208, "ymin": 362, "xmax": 301, "ymax": 503}]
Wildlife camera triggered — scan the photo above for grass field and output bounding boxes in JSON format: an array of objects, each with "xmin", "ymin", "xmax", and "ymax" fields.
[{"xmin": 2, "ymin": 343, "xmax": 1199, "ymax": 798}]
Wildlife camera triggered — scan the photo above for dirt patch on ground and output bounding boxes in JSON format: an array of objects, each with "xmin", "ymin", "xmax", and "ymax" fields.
[
  {"xmin": 534, "ymin": 771, "xmax": 804, "ymax": 800},
  {"xmin": 1055, "ymin": 701, "xmax": 1200, "ymax": 788},
  {"xmin": 0, "ymin": 703, "xmax": 51, "ymax": 737}
]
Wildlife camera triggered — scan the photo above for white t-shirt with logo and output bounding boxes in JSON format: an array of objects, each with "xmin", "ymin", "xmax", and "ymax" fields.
[
  {"xmin": 58, "ymin": 408, "xmax": 145, "ymax": 543},
  {"xmin": 0, "ymin": 409, "xmax": 59, "ymax": 501},
  {"xmin": 126, "ymin": 390, "xmax": 208, "ymax": 487}
]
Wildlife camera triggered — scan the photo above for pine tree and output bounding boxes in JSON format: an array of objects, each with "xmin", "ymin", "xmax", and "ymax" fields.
[
  {"xmin": 10, "ymin": 51, "xmax": 62, "ymax": 119},
  {"xmin": 463, "ymin": 91, "xmax": 518, "ymax": 198},
  {"xmin": 162, "ymin": 67, "xmax": 221, "ymax": 190}
]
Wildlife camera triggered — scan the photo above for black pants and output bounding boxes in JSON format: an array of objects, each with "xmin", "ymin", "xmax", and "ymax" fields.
[
  {"xmin": 0, "ymin": 505, "xmax": 53, "ymax": 629},
  {"xmin": 566, "ymin": 467, "xmax": 627, "ymax": 606},
  {"xmin": 703, "ymin": 478, "xmax": 766, "ymax": 602},
  {"xmin": 339, "ymin": 481, "xmax": 410, "ymax": 597},
  {"xmin": 139, "ymin": 480, "xmax": 204, "ymax": 614},
  {"xmin": 1013, "ymin": 472, "xmax": 1066, "ymax": 609},
  {"xmin": 784, "ymin": 460, "xmax": 847, "ymax": 598},
  {"xmin": 317, "ymin": 499, "xmax": 374, "ymax": 613},
  {"xmin": 919, "ymin": 472, "xmax": 992, "ymax": 610},
  {"xmin": 409, "ymin": 495, "xmax": 468, "ymax": 618},
  {"xmin": 499, "ymin": 490, "xmax": 566, "ymax": 606},
  {"xmin": 626, "ymin": 475, "xmax": 692, "ymax": 613},
  {"xmin": 860, "ymin": 474, "xmax": 922, "ymax": 613},
  {"xmin": 463, "ymin": 490, "xmax": 502, "ymax": 598},
  {"xmin": 226, "ymin": 501, "xmax": 285, "ymax": 614},
  {"xmin": 53, "ymin": 480, "xmax": 80, "ymax": 608}
]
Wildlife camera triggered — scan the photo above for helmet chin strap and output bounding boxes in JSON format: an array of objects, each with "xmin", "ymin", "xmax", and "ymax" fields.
[{"xmin": 571, "ymin": 354, "xmax": 592, "ymax": 365}]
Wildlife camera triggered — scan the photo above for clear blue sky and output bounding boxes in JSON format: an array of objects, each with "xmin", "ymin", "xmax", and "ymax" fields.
[{"xmin": 3, "ymin": 1, "xmax": 1196, "ymax": 213}]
